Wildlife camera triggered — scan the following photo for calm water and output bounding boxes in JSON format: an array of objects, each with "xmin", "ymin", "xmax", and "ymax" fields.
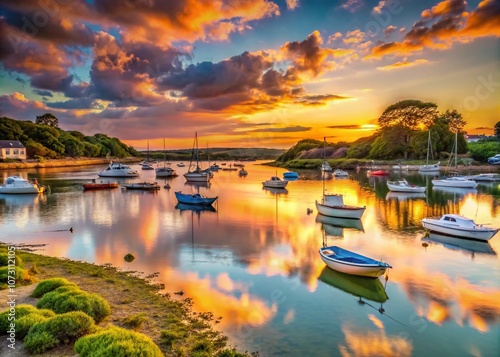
[{"xmin": 1, "ymin": 163, "xmax": 500, "ymax": 357}]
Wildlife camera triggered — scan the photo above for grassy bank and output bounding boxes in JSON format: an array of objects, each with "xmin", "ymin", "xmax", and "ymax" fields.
[
  {"xmin": 0, "ymin": 244, "xmax": 253, "ymax": 356},
  {"xmin": 0, "ymin": 157, "xmax": 141, "ymax": 170}
]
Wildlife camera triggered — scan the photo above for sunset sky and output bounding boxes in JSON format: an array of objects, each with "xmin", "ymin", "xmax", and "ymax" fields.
[{"xmin": 0, "ymin": 0, "xmax": 498, "ymax": 149}]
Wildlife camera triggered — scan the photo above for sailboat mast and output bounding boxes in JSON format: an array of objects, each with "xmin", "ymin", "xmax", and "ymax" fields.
[
  {"xmin": 195, "ymin": 132, "xmax": 199, "ymax": 170},
  {"xmin": 455, "ymin": 131, "xmax": 458, "ymax": 170}
]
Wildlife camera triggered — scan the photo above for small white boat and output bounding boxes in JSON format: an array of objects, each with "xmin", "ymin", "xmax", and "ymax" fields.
[
  {"xmin": 432, "ymin": 176, "xmax": 477, "ymax": 188},
  {"xmin": 470, "ymin": 173, "xmax": 500, "ymax": 182},
  {"xmin": 155, "ymin": 166, "xmax": 177, "ymax": 178},
  {"xmin": 0, "ymin": 176, "xmax": 46, "ymax": 194},
  {"xmin": 421, "ymin": 214, "xmax": 499, "ymax": 241},
  {"xmin": 262, "ymin": 176, "xmax": 288, "ymax": 188},
  {"xmin": 141, "ymin": 163, "xmax": 154, "ymax": 170},
  {"xmin": 387, "ymin": 179, "xmax": 426, "ymax": 193},
  {"xmin": 177, "ymin": 163, "xmax": 185, "ymax": 167},
  {"xmin": 419, "ymin": 131, "xmax": 440, "ymax": 173},
  {"xmin": 316, "ymin": 193, "xmax": 365, "ymax": 219},
  {"xmin": 98, "ymin": 162, "xmax": 140, "ymax": 177},
  {"xmin": 321, "ymin": 161, "xmax": 333, "ymax": 172},
  {"xmin": 122, "ymin": 182, "xmax": 161, "ymax": 191},
  {"xmin": 319, "ymin": 246, "xmax": 392, "ymax": 278},
  {"xmin": 333, "ymin": 169, "xmax": 349, "ymax": 178}
]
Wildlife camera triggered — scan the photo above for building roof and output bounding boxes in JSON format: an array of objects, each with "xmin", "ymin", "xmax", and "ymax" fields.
[{"xmin": 0, "ymin": 140, "xmax": 25, "ymax": 148}]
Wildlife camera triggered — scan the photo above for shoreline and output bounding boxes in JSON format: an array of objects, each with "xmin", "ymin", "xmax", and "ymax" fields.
[
  {"xmin": 0, "ymin": 157, "xmax": 141, "ymax": 170},
  {"xmin": 0, "ymin": 244, "xmax": 251, "ymax": 356}
]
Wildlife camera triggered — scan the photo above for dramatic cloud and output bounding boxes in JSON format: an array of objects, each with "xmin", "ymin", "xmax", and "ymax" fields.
[
  {"xmin": 248, "ymin": 125, "xmax": 311, "ymax": 133},
  {"xmin": 366, "ymin": 0, "xmax": 500, "ymax": 59},
  {"xmin": 377, "ymin": 59, "xmax": 430, "ymax": 71}
]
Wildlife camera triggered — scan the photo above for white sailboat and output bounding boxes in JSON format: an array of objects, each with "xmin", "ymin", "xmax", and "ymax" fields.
[
  {"xmin": 184, "ymin": 132, "xmax": 211, "ymax": 183},
  {"xmin": 432, "ymin": 132, "xmax": 477, "ymax": 188},
  {"xmin": 419, "ymin": 130, "xmax": 440, "ymax": 173},
  {"xmin": 316, "ymin": 137, "xmax": 366, "ymax": 219},
  {"xmin": 156, "ymin": 139, "xmax": 177, "ymax": 178}
]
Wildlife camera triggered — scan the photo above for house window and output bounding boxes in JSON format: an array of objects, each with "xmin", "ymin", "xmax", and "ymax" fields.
[
  {"xmin": 20, "ymin": 150, "xmax": 24, "ymax": 155},
  {"xmin": 6, "ymin": 149, "xmax": 10, "ymax": 155},
  {"xmin": 14, "ymin": 149, "xmax": 19, "ymax": 154}
]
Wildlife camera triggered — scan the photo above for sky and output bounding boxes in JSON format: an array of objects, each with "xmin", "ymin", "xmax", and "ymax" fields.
[{"xmin": 0, "ymin": 0, "xmax": 498, "ymax": 150}]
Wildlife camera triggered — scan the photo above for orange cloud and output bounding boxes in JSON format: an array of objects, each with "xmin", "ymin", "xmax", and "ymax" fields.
[{"xmin": 376, "ymin": 59, "xmax": 430, "ymax": 71}]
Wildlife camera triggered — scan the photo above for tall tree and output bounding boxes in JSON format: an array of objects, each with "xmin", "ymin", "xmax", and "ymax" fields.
[
  {"xmin": 35, "ymin": 113, "xmax": 59, "ymax": 128},
  {"xmin": 442, "ymin": 109, "xmax": 466, "ymax": 133},
  {"xmin": 494, "ymin": 121, "xmax": 500, "ymax": 140},
  {"xmin": 377, "ymin": 99, "xmax": 438, "ymax": 159}
]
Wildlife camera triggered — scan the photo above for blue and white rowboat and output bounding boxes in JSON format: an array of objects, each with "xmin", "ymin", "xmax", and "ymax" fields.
[
  {"xmin": 319, "ymin": 246, "xmax": 392, "ymax": 278},
  {"xmin": 175, "ymin": 191, "xmax": 218, "ymax": 206}
]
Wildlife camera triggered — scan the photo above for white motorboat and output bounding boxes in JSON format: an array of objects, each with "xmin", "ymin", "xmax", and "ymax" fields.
[
  {"xmin": 262, "ymin": 176, "xmax": 288, "ymax": 188},
  {"xmin": 333, "ymin": 169, "xmax": 349, "ymax": 178},
  {"xmin": 319, "ymin": 246, "xmax": 391, "ymax": 278},
  {"xmin": 387, "ymin": 179, "xmax": 426, "ymax": 193},
  {"xmin": 155, "ymin": 166, "xmax": 177, "ymax": 178},
  {"xmin": 316, "ymin": 194, "xmax": 366, "ymax": 219},
  {"xmin": 421, "ymin": 214, "xmax": 499, "ymax": 241},
  {"xmin": 98, "ymin": 162, "xmax": 140, "ymax": 177},
  {"xmin": 470, "ymin": 173, "xmax": 500, "ymax": 182},
  {"xmin": 321, "ymin": 161, "xmax": 333, "ymax": 172},
  {"xmin": 432, "ymin": 176, "xmax": 478, "ymax": 188},
  {"xmin": 0, "ymin": 176, "xmax": 46, "ymax": 194}
]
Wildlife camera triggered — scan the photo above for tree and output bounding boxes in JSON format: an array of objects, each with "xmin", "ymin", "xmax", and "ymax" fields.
[
  {"xmin": 442, "ymin": 109, "xmax": 466, "ymax": 133},
  {"xmin": 494, "ymin": 121, "xmax": 500, "ymax": 140},
  {"xmin": 377, "ymin": 100, "xmax": 438, "ymax": 159},
  {"xmin": 35, "ymin": 113, "xmax": 59, "ymax": 128}
]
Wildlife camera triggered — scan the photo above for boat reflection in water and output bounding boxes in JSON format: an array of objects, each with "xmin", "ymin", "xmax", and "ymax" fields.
[
  {"xmin": 385, "ymin": 191, "xmax": 426, "ymax": 201},
  {"xmin": 175, "ymin": 203, "xmax": 217, "ymax": 214},
  {"xmin": 421, "ymin": 232, "xmax": 496, "ymax": 257},
  {"xmin": 431, "ymin": 186, "xmax": 478, "ymax": 196},
  {"xmin": 262, "ymin": 187, "xmax": 288, "ymax": 195},
  {"xmin": 316, "ymin": 214, "xmax": 364, "ymax": 238},
  {"xmin": 318, "ymin": 266, "xmax": 388, "ymax": 303},
  {"xmin": 0, "ymin": 193, "xmax": 44, "ymax": 207}
]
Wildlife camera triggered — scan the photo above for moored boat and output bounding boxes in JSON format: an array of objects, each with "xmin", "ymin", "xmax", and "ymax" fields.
[
  {"xmin": 262, "ymin": 176, "xmax": 288, "ymax": 188},
  {"xmin": 83, "ymin": 180, "xmax": 119, "ymax": 190},
  {"xmin": 421, "ymin": 214, "xmax": 499, "ymax": 241},
  {"xmin": 432, "ymin": 176, "xmax": 477, "ymax": 188},
  {"xmin": 122, "ymin": 182, "xmax": 161, "ymax": 191},
  {"xmin": 387, "ymin": 179, "xmax": 426, "ymax": 193},
  {"xmin": 174, "ymin": 191, "xmax": 218, "ymax": 205},
  {"xmin": 283, "ymin": 171, "xmax": 299, "ymax": 179},
  {"xmin": 333, "ymin": 169, "xmax": 349, "ymax": 178},
  {"xmin": 0, "ymin": 176, "xmax": 46, "ymax": 194},
  {"xmin": 319, "ymin": 246, "xmax": 392, "ymax": 278},
  {"xmin": 316, "ymin": 194, "xmax": 365, "ymax": 219},
  {"xmin": 98, "ymin": 162, "xmax": 140, "ymax": 177}
]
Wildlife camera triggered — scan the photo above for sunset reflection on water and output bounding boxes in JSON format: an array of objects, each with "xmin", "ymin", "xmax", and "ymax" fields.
[{"xmin": 1, "ymin": 163, "xmax": 499, "ymax": 356}]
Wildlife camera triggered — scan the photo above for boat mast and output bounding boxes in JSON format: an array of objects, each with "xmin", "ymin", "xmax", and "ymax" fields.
[{"xmin": 195, "ymin": 132, "xmax": 200, "ymax": 171}]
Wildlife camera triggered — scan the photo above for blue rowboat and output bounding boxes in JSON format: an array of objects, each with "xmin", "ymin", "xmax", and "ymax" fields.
[
  {"xmin": 319, "ymin": 246, "xmax": 391, "ymax": 278},
  {"xmin": 175, "ymin": 191, "xmax": 218, "ymax": 206}
]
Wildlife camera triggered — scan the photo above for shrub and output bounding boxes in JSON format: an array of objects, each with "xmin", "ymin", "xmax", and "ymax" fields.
[
  {"xmin": 24, "ymin": 311, "xmax": 95, "ymax": 354},
  {"xmin": 31, "ymin": 278, "xmax": 77, "ymax": 298},
  {"xmin": 0, "ymin": 253, "xmax": 22, "ymax": 267},
  {"xmin": 74, "ymin": 326, "xmax": 163, "ymax": 357},
  {"xmin": 122, "ymin": 313, "xmax": 148, "ymax": 329},
  {"xmin": 16, "ymin": 314, "xmax": 49, "ymax": 339},
  {"xmin": 0, "ymin": 304, "xmax": 39, "ymax": 332},
  {"xmin": 36, "ymin": 287, "xmax": 110, "ymax": 322}
]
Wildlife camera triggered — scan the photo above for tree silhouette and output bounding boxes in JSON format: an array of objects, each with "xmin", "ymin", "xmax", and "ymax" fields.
[
  {"xmin": 494, "ymin": 121, "xmax": 500, "ymax": 140},
  {"xmin": 35, "ymin": 113, "xmax": 59, "ymax": 128}
]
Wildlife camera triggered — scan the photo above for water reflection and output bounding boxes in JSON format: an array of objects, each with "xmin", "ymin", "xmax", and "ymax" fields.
[
  {"xmin": 1, "ymin": 163, "xmax": 500, "ymax": 356},
  {"xmin": 422, "ymin": 232, "xmax": 496, "ymax": 257}
]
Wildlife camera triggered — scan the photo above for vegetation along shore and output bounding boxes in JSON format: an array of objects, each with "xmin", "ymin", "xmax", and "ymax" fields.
[{"xmin": 0, "ymin": 244, "xmax": 254, "ymax": 356}]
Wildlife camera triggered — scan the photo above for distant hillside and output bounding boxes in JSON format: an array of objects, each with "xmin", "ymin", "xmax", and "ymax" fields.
[
  {"xmin": 144, "ymin": 147, "xmax": 285, "ymax": 161},
  {"xmin": 0, "ymin": 117, "xmax": 140, "ymax": 160}
]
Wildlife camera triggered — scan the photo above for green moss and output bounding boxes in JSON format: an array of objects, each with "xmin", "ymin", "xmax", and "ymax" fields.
[
  {"xmin": 24, "ymin": 311, "xmax": 95, "ymax": 354},
  {"xmin": 36, "ymin": 288, "xmax": 110, "ymax": 323},
  {"xmin": 0, "ymin": 305, "xmax": 53, "ymax": 333},
  {"xmin": 31, "ymin": 277, "xmax": 78, "ymax": 298},
  {"xmin": 122, "ymin": 312, "xmax": 148, "ymax": 329},
  {"xmin": 16, "ymin": 313, "xmax": 49, "ymax": 339},
  {"xmin": 0, "ymin": 253, "xmax": 22, "ymax": 267},
  {"xmin": 0, "ymin": 266, "xmax": 34, "ymax": 289},
  {"xmin": 74, "ymin": 325, "xmax": 163, "ymax": 357}
]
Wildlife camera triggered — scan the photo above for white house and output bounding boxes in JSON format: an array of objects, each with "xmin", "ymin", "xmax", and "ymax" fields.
[{"xmin": 0, "ymin": 140, "xmax": 27, "ymax": 160}]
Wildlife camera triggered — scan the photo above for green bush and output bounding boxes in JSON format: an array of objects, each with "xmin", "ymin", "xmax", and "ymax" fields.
[
  {"xmin": 74, "ymin": 326, "xmax": 163, "ymax": 357},
  {"xmin": 0, "ymin": 304, "xmax": 39, "ymax": 332},
  {"xmin": 0, "ymin": 253, "xmax": 22, "ymax": 267},
  {"xmin": 24, "ymin": 311, "xmax": 95, "ymax": 354},
  {"xmin": 36, "ymin": 287, "xmax": 110, "ymax": 322},
  {"xmin": 31, "ymin": 277, "xmax": 77, "ymax": 298},
  {"xmin": 16, "ymin": 314, "xmax": 49, "ymax": 339}
]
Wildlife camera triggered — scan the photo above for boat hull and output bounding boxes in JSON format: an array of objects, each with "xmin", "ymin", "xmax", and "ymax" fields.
[
  {"xmin": 184, "ymin": 172, "xmax": 210, "ymax": 182},
  {"xmin": 83, "ymin": 182, "xmax": 118, "ymax": 190},
  {"xmin": 315, "ymin": 201, "xmax": 365, "ymax": 219},
  {"xmin": 319, "ymin": 247, "xmax": 391, "ymax": 278},
  {"xmin": 432, "ymin": 178, "xmax": 477, "ymax": 188},
  {"xmin": 175, "ymin": 191, "xmax": 218, "ymax": 205},
  {"xmin": 387, "ymin": 182, "xmax": 426, "ymax": 193},
  {"xmin": 0, "ymin": 187, "xmax": 44, "ymax": 194},
  {"xmin": 122, "ymin": 183, "xmax": 160, "ymax": 190},
  {"xmin": 421, "ymin": 219, "xmax": 498, "ymax": 241}
]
